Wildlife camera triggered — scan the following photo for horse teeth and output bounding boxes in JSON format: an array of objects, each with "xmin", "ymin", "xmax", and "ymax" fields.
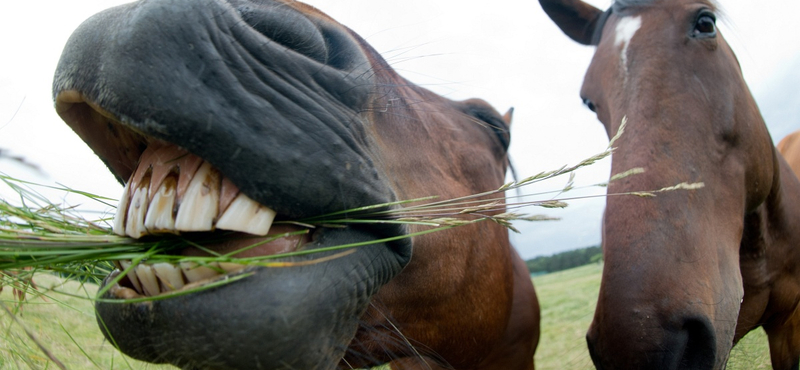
[
  {"xmin": 120, "ymin": 260, "xmax": 143, "ymax": 294},
  {"xmin": 174, "ymin": 162, "xmax": 220, "ymax": 232},
  {"xmin": 117, "ymin": 157, "xmax": 275, "ymax": 238},
  {"xmin": 125, "ymin": 184, "xmax": 150, "ymax": 238},
  {"xmin": 215, "ymin": 192, "xmax": 276, "ymax": 236},
  {"xmin": 113, "ymin": 261, "xmax": 245, "ymax": 296},
  {"xmin": 144, "ymin": 177, "xmax": 177, "ymax": 233},
  {"xmin": 174, "ymin": 154, "xmax": 205, "ymax": 200},
  {"xmin": 113, "ymin": 181, "xmax": 132, "ymax": 236},
  {"xmin": 151, "ymin": 262, "xmax": 185, "ymax": 291},
  {"xmin": 113, "ymin": 286, "xmax": 140, "ymax": 300},
  {"xmin": 135, "ymin": 264, "xmax": 161, "ymax": 296},
  {"xmin": 218, "ymin": 262, "xmax": 247, "ymax": 274},
  {"xmin": 180, "ymin": 262, "xmax": 221, "ymax": 283}
]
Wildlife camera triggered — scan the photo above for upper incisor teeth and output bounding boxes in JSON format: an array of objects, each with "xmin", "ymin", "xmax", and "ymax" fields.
[
  {"xmin": 125, "ymin": 185, "xmax": 149, "ymax": 238},
  {"xmin": 113, "ymin": 155, "xmax": 278, "ymax": 238},
  {"xmin": 216, "ymin": 193, "xmax": 277, "ymax": 236},
  {"xmin": 174, "ymin": 162, "xmax": 219, "ymax": 232},
  {"xmin": 113, "ymin": 181, "xmax": 132, "ymax": 236},
  {"xmin": 144, "ymin": 176, "xmax": 177, "ymax": 233}
]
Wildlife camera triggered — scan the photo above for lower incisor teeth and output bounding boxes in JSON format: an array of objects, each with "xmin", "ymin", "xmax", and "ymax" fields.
[
  {"xmin": 219, "ymin": 262, "xmax": 248, "ymax": 274},
  {"xmin": 116, "ymin": 260, "xmax": 247, "ymax": 297},
  {"xmin": 136, "ymin": 264, "xmax": 161, "ymax": 296},
  {"xmin": 120, "ymin": 261, "xmax": 142, "ymax": 293},
  {"xmin": 152, "ymin": 262, "xmax": 185, "ymax": 290},
  {"xmin": 180, "ymin": 262, "xmax": 221, "ymax": 283}
]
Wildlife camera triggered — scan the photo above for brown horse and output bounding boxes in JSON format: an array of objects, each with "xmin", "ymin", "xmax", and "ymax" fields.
[
  {"xmin": 540, "ymin": 0, "xmax": 800, "ymax": 368},
  {"xmin": 52, "ymin": 0, "xmax": 538, "ymax": 369},
  {"xmin": 779, "ymin": 130, "xmax": 800, "ymax": 178}
]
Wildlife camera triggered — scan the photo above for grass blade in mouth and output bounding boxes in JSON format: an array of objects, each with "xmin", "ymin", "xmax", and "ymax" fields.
[
  {"xmin": 0, "ymin": 122, "xmax": 703, "ymax": 301},
  {"xmin": 0, "ymin": 171, "xmax": 563, "ymax": 280}
]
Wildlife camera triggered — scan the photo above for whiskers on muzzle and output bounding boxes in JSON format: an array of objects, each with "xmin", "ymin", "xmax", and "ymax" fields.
[{"xmin": 339, "ymin": 303, "xmax": 452, "ymax": 370}]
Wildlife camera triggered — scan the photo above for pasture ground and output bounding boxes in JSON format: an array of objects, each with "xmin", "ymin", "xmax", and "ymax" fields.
[
  {"xmin": 0, "ymin": 274, "xmax": 171, "ymax": 369},
  {"xmin": 0, "ymin": 269, "xmax": 774, "ymax": 369},
  {"xmin": 533, "ymin": 263, "xmax": 773, "ymax": 369}
]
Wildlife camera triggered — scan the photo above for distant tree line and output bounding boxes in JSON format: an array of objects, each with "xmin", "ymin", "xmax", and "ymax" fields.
[{"xmin": 525, "ymin": 246, "xmax": 602, "ymax": 274}]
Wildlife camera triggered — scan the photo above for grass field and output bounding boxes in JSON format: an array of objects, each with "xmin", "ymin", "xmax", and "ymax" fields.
[
  {"xmin": 0, "ymin": 267, "xmax": 776, "ymax": 369},
  {"xmin": 0, "ymin": 274, "xmax": 171, "ymax": 369},
  {"xmin": 533, "ymin": 263, "xmax": 773, "ymax": 369}
]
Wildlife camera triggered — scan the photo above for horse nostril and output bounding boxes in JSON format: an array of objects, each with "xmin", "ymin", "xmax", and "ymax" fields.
[
  {"xmin": 677, "ymin": 317, "xmax": 717, "ymax": 368},
  {"xmin": 237, "ymin": 3, "xmax": 329, "ymax": 64}
]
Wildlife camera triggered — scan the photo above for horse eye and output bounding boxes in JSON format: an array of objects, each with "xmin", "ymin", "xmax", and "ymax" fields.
[
  {"xmin": 583, "ymin": 98, "xmax": 596, "ymax": 112},
  {"xmin": 693, "ymin": 14, "xmax": 716, "ymax": 37}
]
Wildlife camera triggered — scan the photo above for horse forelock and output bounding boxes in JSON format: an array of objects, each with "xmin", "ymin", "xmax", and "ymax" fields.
[
  {"xmin": 612, "ymin": 0, "xmax": 720, "ymax": 13},
  {"xmin": 612, "ymin": 0, "xmax": 657, "ymax": 13}
]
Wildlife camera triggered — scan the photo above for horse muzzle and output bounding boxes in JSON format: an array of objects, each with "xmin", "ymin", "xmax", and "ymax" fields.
[{"xmin": 586, "ymin": 308, "xmax": 730, "ymax": 370}]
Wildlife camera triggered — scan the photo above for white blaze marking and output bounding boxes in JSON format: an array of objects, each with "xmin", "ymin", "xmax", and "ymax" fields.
[{"xmin": 614, "ymin": 16, "xmax": 642, "ymax": 77}]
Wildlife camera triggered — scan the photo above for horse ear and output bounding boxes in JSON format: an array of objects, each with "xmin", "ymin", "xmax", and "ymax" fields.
[
  {"xmin": 539, "ymin": 0, "xmax": 605, "ymax": 45},
  {"xmin": 502, "ymin": 108, "xmax": 514, "ymax": 128}
]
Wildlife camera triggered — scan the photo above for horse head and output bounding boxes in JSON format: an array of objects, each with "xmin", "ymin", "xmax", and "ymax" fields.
[
  {"xmin": 540, "ymin": 0, "xmax": 800, "ymax": 368},
  {"xmin": 53, "ymin": 0, "xmax": 540, "ymax": 368}
]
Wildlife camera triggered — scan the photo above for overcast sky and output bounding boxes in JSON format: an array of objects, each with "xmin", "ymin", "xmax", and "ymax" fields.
[{"xmin": 1, "ymin": 0, "xmax": 798, "ymax": 260}]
